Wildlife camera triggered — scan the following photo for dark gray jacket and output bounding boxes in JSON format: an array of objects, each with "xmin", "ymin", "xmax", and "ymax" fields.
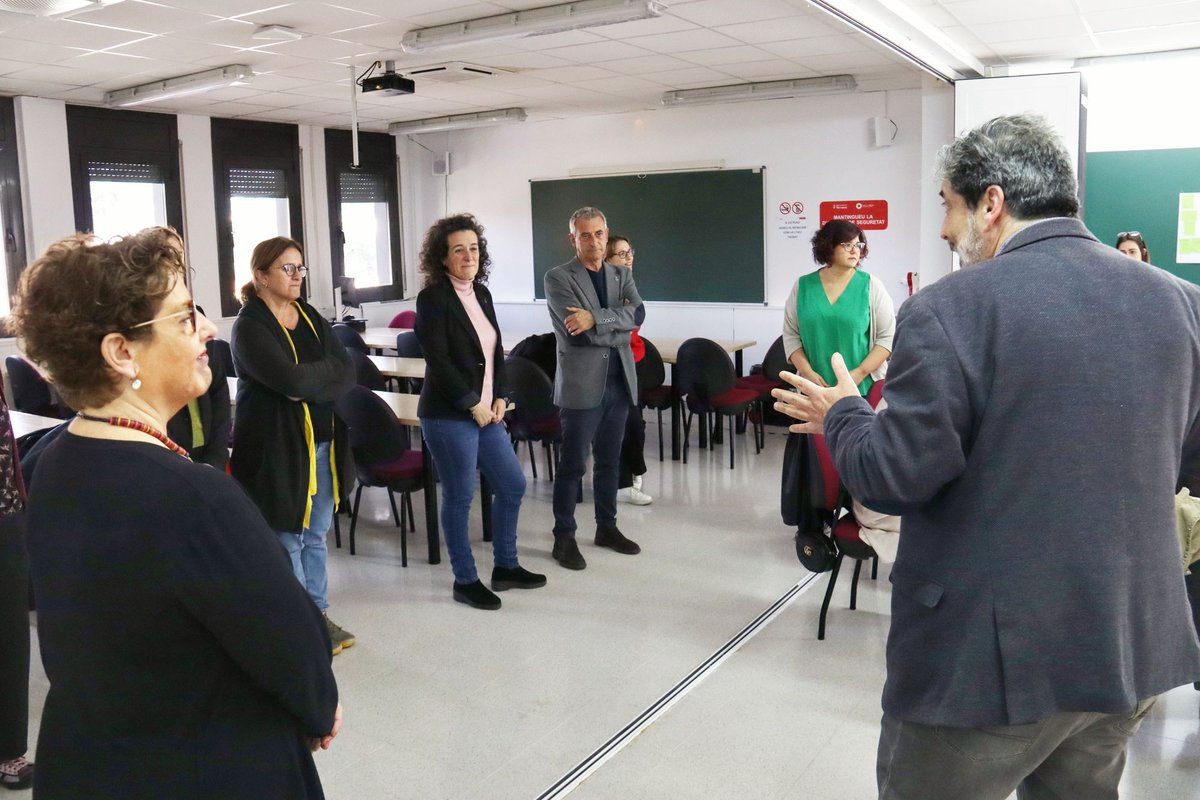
[
  {"xmin": 826, "ymin": 217, "xmax": 1200, "ymax": 727},
  {"xmin": 544, "ymin": 258, "xmax": 643, "ymax": 409}
]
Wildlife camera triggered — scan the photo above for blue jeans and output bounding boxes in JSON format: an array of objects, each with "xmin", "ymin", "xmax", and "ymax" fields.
[
  {"xmin": 421, "ymin": 417, "xmax": 526, "ymax": 584},
  {"xmin": 553, "ymin": 378, "xmax": 631, "ymax": 536},
  {"xmin": 277, "ymin": 441, "xmax": 334, "ymax": 610}
]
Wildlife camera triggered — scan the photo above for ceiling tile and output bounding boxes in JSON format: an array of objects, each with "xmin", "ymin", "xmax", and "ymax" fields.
[
  {"xmin": 527, "ymin": 64, "xmax": 622, "ymax": 84},
  {"xmin": 716, "ymin": 59, "xmax": 821, "ymax": 81},
  {"xmin": 105, "ymin": 35, "xmax": 237, "ymax": 62},
  {"xmin": 69, "ymin": 1, "xmax": 219, "ymax": 34},
  {"xmin": 641, "ymin": 65, "xmax": 744, "ymax": 88},
  {"xmin": 539, "ymin": 40, "xmax": 656, "ymax": 64},
  {"xmin": 599, "ymin": 54, "xmax": 697, "ymax": 75},
  {"xmin": 759, "ymin": 35, "xmax": 867, "ymax": 60},
  {"xmin": 0, "ymin": 39, "xmax": 89, "ymax": 65},
  {"xmin": 940, "ymin": 0, "xmax": 1081, "ymax": 26},
  {"xmin": 251, "ymin": 35, "xmax": 375, "ymax": 61},
  {"xmin": 962, "ymin": 15, "xmax": 1089, "ymax": 44},
  {"xmin": 716, "ymin": 16, "xmax": 848, "ymax": 45},
  {"xmin": 235, "ymin": 1, "xmax": 384, "ymax": 37},
  {"xmin": 17, "ymin": 19, "xmax": 153, "ymax": 50},
  {"xmin": 618, "ymin": 28, "xmax": 744, "ymax": 54},
  {"xmin": 670, "ymin": 0, "xmax": 800, "ymax": 27},
  {"xmin": 674, "ymin": 44, "xmax": 780, "ymax": 66}
]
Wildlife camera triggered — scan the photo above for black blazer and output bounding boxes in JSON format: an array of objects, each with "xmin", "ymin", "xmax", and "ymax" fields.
[{"xmin": 414, "ymin": 276, "xmax": 507, "ymax": 420}]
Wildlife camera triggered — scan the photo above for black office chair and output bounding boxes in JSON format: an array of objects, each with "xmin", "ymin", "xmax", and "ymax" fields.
[
  {"xmin": 348, "ymin": 349, "xmax": 387, "ymax": 391},
  {"xmin": 395, "ymin": 330, "xmax": 422, "ymax": 358},
  {"xmin": 332, "ymin": 323, "xmax": 369, "ymax": 354},
  {"xmin": 503, "ymin": 355, "xmax": 562, "ymax": 481},
  {"xmin": 674, "ymin": 338, "xmax": 761, "ymax": 469},
  {"xmin": 209, "ymin": 338, "xmax": 236, "ymax": 378},
  {"xmin": 508, "ymin": 333, "xmax": 557, "ymax": 382},
  {"xmin": 636, "ymin": 338, "xmax": 672, "ymax": 462},
  {"xmin": 6, "ymin": 356, "xmax": 71, "ymax": 419},
  {"xmin": 333, "ymin": 386, "xmax": 424, "ymax": 563}
]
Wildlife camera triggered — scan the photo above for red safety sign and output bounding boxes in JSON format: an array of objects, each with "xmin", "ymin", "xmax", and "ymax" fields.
[{"xmin": 819, "ymin": 200, "xmax": 888, "ymax": 229}]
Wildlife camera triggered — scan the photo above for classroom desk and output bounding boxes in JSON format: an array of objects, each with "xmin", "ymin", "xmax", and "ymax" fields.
[
  {"xmin": 367, "ymin": 355, "xmax": 425, "ymax": 379},
  {"xmin": 646, "ymin": 337, "xmax": 757, "ymax": 460},
  {"xmin": 11, "ymin": 410, "xmax": 64, "ymax": 439},
  {"xmin": 362, "ymin": 326, "xmax": 409, "ymax": 352}
]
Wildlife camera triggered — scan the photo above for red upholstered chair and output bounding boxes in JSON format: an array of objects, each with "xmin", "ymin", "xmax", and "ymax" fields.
[
  {"xmin": 636, "ymin": 338, "xmax": 673, "ymax": 462},
  {"xmin": 674, "ymin": 338, "xmax": 761, "ymax": 469},
  {"xmin": 333, "ymin": 386, "xmax": 425, "ymax": 564},
  {"xmin": 388, "ymin": 309, "xmax": 416, "ymax": 329},
  {"xmin": 735, "ymin": 335, "xmax": 788, "ymax": 448},
  {"xmin": 811, "ymin": 379, "xmax": 887, "ymax": 640},
  {"xmin": 503, "ymin": 355, "xmax": 562, "ymax": 480}
]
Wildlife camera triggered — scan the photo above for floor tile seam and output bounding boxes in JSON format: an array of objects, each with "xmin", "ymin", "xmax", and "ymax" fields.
[{"xmin": 533, "ymin": 571, "xmax": 824, "ymax": 800}]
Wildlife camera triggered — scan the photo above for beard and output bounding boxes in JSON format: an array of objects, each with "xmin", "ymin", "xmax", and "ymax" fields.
[{"xmin": 951, "ymin": 212, "xmax": 988, "ymax": 266}]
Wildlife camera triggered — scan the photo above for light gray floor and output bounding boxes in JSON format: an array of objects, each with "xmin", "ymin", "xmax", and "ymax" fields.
[{"xmin": 24, "ymin": 420, "xmax": 1200, "ymax": 799}]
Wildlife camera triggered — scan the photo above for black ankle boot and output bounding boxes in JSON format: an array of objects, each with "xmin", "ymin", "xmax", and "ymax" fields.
[
  {"xmin": 595, "ymin": 524, "xmax": 640, "ymax": 555},
  {"xmin": 492, "ymin": 565, "xmax": 548, "ymax": 591},
  {"xmin": 453, "ymin": 580, "xmax": 501, "ymax": 610},
  {"xmin": 552, "ymin": 535, "xmax": 587, "ymax": 570}
]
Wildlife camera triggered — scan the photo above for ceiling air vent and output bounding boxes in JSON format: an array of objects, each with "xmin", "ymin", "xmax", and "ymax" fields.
[
  {"xmin": 0, "ymin": 0, "xmax": 122, "ymax": 15},
  {"xmin": 402, "ymin": 61, "xmax": 508, "ymax": 83}
]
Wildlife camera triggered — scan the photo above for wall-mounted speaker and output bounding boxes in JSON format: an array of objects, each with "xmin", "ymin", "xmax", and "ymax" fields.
[{"xmin": 432, "ymin": 151, "xmax": 451, "ymax": 176}]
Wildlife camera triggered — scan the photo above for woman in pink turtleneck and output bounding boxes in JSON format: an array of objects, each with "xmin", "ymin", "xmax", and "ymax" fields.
[{"xmin": 414, "ymin": 214, "xmax": 545, "ymax": 610}]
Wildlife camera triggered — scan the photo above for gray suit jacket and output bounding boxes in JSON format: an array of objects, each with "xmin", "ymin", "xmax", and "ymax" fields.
[
  {"xmin": 544, "ymin": 258, "xmax": 643, "ymax": 409},
  {"xmin": 826, "ymin": 217, "xmax": 1200, "ymax": 727}
]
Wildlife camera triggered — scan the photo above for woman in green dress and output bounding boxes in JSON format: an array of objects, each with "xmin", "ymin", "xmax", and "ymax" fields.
[{"xmin": 782, "ymin": 220, "xmax": 895, "ymax": 396}]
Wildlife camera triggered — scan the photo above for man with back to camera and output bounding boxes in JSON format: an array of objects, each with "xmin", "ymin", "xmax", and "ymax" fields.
[
  {"xmin": 544, "ymin": 207, "xmax": 645, "ymax": 570},
  {"xmin": 773, "ymin": 114, "xmax": 1200, "ymax": 799}
]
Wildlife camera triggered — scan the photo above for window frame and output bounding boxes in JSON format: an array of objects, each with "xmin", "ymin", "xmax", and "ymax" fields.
[
  {"xmin": 211, "ymin": 119, "xmax": 303, "ymax": 318},
  {"xmin": 65, "ymin": 105, "xmax": 183, "ymax": 236},
  {"xmin": 324, "ymin": 128, "xmax": 404, "ymax": 304},
  {"xmin": 0, "ymin": 96, "xmax": 27, "ymax": 320}
]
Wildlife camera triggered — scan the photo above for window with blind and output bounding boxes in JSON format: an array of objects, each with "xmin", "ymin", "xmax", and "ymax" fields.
[
  {"xmin": 325, "ymin": 129, "xmax": 403, "ymax": 304},
  {"xmin": 0, "ymin": 97, "xmax": 26, "ymax": 321},
  {"xmin": 212, "ymin": 119, "xmax": 302, "ymax": 317},
  {"xmin": 66, "ymin": 106, "xmax": 182, "ymax": 241}
]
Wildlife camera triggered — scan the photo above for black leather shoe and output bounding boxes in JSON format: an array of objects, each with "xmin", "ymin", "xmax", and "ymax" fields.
[
  {"xmin": 453, "ymin": 580, "xmax": 501, "ymax": 610},
  {"xmin": 491, "ymin": 565, "xmax": 548, "ymax": 591},
  {"xmin": 595, "ymin": 524, "xmax": 641, "ymax": 555},
  {"xmin": 552, "ymin": 535, "xmax": 587, "ymax": 570}
]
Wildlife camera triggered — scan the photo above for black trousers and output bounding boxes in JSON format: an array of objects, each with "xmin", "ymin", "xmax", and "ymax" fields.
[
  {"xmin": 618, "ymin": 407, "xmax": 647, "ymax": 489},
  {"xmin": 0, "ymin": 512, "xmax": 29, "ymax": 759}
]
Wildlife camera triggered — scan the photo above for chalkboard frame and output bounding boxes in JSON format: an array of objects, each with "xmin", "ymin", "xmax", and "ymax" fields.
[{"xmin": 530, "ymin": 168, "xmax": 766, "ymax": 304}]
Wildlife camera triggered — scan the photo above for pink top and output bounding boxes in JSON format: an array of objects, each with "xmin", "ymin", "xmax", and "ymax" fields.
[{"xmin": 449, "ymin": 275, "xmax": 496, "ymax": 410}]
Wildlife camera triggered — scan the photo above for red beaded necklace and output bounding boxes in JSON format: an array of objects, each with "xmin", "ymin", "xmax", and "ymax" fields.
[{"xmin": 75, "ymin": 412, "xmax": 191, "ymax": 458}]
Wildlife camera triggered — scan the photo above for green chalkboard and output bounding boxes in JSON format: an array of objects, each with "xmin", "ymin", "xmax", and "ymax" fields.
[
  {"xmin": 530, "ymin": 168, "xmax": 765, "ymax": 303},
  {"xmin": 1083, "ymin": 147, "xmax": 1200, "ymax": 284}
]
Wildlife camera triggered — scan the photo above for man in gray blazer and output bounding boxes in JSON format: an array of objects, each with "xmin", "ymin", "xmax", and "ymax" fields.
[
  {"xmin": 774, "ymin": 114, "xmax": 1200, "ymax": 799},
  {"xmin": 544, "ymin": 207, "xmax": 645, "ymax": 570}
]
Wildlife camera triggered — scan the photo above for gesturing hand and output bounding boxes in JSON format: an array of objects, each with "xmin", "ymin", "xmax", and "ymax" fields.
[
  {"xmin": 771, "ymin": 352, "xmax": 860, "ymax": 434},
  {"xmin": 564, "ymin": 306, "xmax": 595, "ymax": 335}
]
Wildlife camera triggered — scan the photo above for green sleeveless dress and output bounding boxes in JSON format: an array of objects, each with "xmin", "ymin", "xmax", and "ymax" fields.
[{"xmin": 795, "ymin": 269, "xmax": 873, "ymax": 396}]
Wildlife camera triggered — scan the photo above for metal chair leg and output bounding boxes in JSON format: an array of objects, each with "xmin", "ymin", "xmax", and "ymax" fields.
[
  {"xmin": 818, "ymin": 553, "xmax": 844, "ymax": 641},
  {"xmin": 388, "ymin": 490, "xmax": 401, "ymax": 527},
  {"xmin": 728, "ymin": 414, "xmax": 735, "ymax": 469},
  {"xmin": 850, "ymin": 558, "xmax": 865, "ymax": 610},
  {"xmin": 349, "ymin": 485, "xmax": 364, "ymax": 556},
  {"xmin": 657, "ymin": 407, "xmax": 665, "ymax": 461},
  {"xmin": 871, "ymin": 556, "xmax": 879, "ymax": 580},
  {"xmin": 333, "ymin": 503, "xmax": 342, "ymax": 549},
  {"xmin": 527, "ymin": 440, "xmax": 538, "ymax": 479},
  {"xmin": 399, "ymin": 492, "xmax": 409, "ymax": 567}
]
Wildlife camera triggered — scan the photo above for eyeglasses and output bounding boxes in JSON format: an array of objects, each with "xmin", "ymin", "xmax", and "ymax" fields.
[
  {"xmin": 277, "ymin": 263, "xmax": 308, "ymax": 277},
  {"xmin": 839, "ymin": 241, "xmax": 866, "ymax": 252},
  {"xmin": 1117, "ymin": 231, "xmax": 1142, "ymax": 239},
  {"xmin": 128, "ymin": 301, "xmax": 198, "ymax": 335},
  {"xmin": 612, "ymin": 249, "xmax": 635, "ymax": 259}
]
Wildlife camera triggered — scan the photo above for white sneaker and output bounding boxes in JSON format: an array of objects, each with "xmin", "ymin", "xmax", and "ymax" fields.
[{"xmin": 617, "ymin": 486, "xmax": 653, "ymax": 505}]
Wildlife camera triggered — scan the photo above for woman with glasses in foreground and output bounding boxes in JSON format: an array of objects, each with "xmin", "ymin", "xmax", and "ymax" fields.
[
  {"xmin": 231, "ymin": 237, "xmax": 357, "ymax": 655},
  {"xmin": 1116, "ymin": 231, "xmax": 1151, "ymax": 263},
  {"xmin": 13, "ymin": 228, "xmax": 340, "ymax": 799},
  {"xmin": 782, "ymin": 219, "xmax": 895, "ymax": 397}
]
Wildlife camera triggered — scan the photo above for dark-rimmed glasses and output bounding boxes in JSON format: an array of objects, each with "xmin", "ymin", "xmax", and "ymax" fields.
[
  {"xmin": 612, "ymin": 248, "xmax": 635, "ymax": 259},
  {"xmin": 128, "ymin": 301, "xmax": 198, "ymax": 334},
  {"xmin": 839, "ymin": 241, "xmax": 867, "ymax": 252},
  {"xmin": 277, "ymin": 263, "xmax": 308, "ymax": 277},
  {"xmin": 1117, "ymin": 231, "xmax": 1142, "ymax": 239}
]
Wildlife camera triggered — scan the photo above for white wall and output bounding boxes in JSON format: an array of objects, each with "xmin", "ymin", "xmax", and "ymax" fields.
[{"xmin": 390, "ymin": 85, "xmax": 955, "ymax": 368}]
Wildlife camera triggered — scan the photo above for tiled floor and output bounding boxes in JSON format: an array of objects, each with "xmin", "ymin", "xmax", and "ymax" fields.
[{"xmin": 24, "ymin": 421, "xmax": 1200, "ymax": 799}]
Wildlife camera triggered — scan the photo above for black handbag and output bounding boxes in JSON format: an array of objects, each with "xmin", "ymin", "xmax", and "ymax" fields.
[{"xmin": 782, "ymin": 432, "xmax": 839, "ymax": 573}]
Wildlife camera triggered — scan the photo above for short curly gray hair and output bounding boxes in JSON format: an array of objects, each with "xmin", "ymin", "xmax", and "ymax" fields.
[{"xmin": 938, "ymin": 114, "xmax": 1079, "ymax": 220}]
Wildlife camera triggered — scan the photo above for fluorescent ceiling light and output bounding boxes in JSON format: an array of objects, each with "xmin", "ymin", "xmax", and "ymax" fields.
[
  {"xmin": 400, "ymin": 0, "xmax": 665, "ymax": 54},
  {"xmin": 103, "ymin": 65, "xmax": 252, "ymax": 108},
  {"xmin": 802, "ymin": 0, "xmax": 985, "ymax": 83},
  {"xmin": 252, "ymin": 24, "xmax": 304, "ymax": 42},
  {"xmin": 0, "ymin": 0, "xmax": 122, "ymax": 16},
  {"xmin": 662, "ymin": 76, "xmax": 857, "ymax": 107},
  {"xmin": 388, "ymin": 107, "xmax": 528, "ymax": 135}
]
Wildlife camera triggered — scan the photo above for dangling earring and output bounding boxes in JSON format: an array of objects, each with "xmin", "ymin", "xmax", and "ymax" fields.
[{"xmin": 131, "ymin": 369, "xmax": 142, "ymax": 390}]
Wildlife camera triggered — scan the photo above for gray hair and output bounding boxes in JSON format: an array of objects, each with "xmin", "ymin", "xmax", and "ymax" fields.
[
  {"xmin": 938, "ymin": 114, "xmax": 1079, "ymax": 220},
  {"xmin": 568, "ymin": 206, "xmax": 606, "ymax": 233}
]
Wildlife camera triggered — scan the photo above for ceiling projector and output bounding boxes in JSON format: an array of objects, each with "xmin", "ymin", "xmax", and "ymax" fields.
[{"xmin": 361, "ymin": 72, "xmax": 415, "ymax": 96}]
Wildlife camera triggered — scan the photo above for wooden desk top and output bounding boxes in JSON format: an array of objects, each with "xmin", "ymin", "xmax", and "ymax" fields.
[
  {"xmin": 367, "ymin": 355, "xmax": 425, "ymax": 379},
  {"xmin": 373, "ymin": 390, "xmax": 420, "ymax": 425},
  {"xmin": 10, "ymin": 410, "xmax": 64, "ymax": 439},
  {"xmin": 362, "ymin": 326, "xmax": 409, "ymax": 350},
  {"xmin": 646, "ymin": 337, "xmax": 757, "ymax": 364}
]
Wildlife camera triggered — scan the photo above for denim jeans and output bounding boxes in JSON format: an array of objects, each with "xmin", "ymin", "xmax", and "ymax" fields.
[
  {"xmin": 553, "ymin": 378, "xmax": 631, "ymax": 536},
  {"xmin": 277, "ymin": 441, "xmax": 334, "ymax": 610},
  {"xmin": 421, "ymin": 417, "xmax": 526, "ymax": 584},
  {"xmin": 877, "ymin": 698, "xmax": 1158, "ymax": 800}
]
